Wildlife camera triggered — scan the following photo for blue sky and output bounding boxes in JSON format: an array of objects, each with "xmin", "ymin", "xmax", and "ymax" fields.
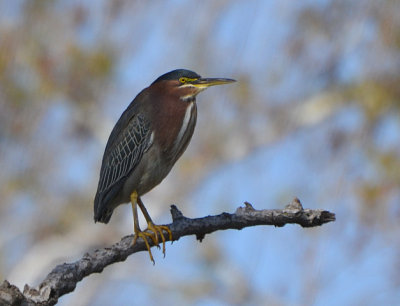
[{"xmin": 1, "ymin": 1, "xmax": 400, "ymax": 305}]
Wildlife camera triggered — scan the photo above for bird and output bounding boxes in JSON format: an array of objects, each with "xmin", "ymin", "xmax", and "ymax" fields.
[{"xmin": 94, "ymin": 69, "xmax": 236, "ymax": 263}]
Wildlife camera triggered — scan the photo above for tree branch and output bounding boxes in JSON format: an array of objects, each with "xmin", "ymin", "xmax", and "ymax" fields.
[{"xmin": 0, "ymin": 198, "xmax": 335, "ymax": 306}]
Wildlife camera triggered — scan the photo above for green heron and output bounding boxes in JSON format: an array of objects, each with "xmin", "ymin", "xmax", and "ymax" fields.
[{"xmin": 94, "ymin": 69, "xmax": 235, "ymax": 263}]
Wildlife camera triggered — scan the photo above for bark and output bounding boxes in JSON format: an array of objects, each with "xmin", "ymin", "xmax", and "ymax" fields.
[{"xmin": 0, "ymin": 198, "xmax": 335, "ymax": 306}]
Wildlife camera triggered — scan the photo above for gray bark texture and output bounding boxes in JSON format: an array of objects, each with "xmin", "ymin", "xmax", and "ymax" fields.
[{"xmin": 0, "ymin": 198, "xmax": 335, "ymax": 305}]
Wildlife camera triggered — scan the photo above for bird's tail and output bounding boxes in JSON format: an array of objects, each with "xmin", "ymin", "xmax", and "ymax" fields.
[{"xmin": 94, "ymin": 192, "xmax": 113, "ymax": 224}]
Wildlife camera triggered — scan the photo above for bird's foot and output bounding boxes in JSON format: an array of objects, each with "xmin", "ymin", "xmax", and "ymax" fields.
[
  {"xmin": 145, "ymin": 222, "xmax": 173, "ymax": 257},
  {"xmin": 132, "ymin": 230, "xmax": 159, "ymax": 264}
]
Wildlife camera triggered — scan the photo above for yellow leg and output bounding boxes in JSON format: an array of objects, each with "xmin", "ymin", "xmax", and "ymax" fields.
[
  {"xmin": 130, "ymin": 191, "xmax": 158, "ymax": 264},
  {"xmin": 137, "ymin": 197, "xmax": 173, "ymax": 257}
]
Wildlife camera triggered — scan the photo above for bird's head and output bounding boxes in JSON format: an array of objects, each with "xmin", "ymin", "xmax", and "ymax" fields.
[{"xmin": 151, "ymin": 69, "xmax": 236, "ymax": 101}]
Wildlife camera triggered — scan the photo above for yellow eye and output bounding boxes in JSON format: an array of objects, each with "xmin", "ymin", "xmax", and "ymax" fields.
[{"xmin": 179, "ymin": 77, "xmax": 187, "ymax": 83}]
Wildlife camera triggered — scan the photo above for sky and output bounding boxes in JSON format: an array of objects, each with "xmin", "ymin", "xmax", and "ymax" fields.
[{"xmin": 1, "ymin": 1, "xmax": 400, "ymax": 305}]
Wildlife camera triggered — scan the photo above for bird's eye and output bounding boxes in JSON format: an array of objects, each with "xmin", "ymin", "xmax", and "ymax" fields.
[{"xmin": 179, "ymin": 77, "xmax": 187, "ymax": 83}]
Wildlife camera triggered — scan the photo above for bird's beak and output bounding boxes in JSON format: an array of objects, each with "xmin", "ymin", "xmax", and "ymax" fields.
[{"xmin": 190, "ymin": 77, "xmax": 236, "ymax": 89}]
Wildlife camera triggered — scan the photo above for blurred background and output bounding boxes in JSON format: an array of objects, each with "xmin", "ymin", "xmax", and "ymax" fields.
[{"xmin": 1, "ymin": 0, "xmax": 400, "ymax": 305}]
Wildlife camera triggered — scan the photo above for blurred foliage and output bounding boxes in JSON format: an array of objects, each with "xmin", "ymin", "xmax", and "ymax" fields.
[
  {"xmin": 1, "ymin": 0, "xmax": 400, "ymax": 304},
  {"xmin": 0, "ymin": 0, "xmax": 115, "ymax": 265}
]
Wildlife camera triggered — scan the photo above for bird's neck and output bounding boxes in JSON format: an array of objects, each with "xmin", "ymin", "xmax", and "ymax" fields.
[{"xmin": 152, "ymin": 97, "xmax": 197, "ymax": 159}]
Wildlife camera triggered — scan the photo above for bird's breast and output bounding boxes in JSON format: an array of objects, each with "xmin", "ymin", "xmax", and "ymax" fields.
[
  {"xmin": 133, "ymin": 101, "xmax": 197, "ymax": 195},
  {"xmin": 153, "ymin": 100, "xmax": 197, "ymax": 163}
]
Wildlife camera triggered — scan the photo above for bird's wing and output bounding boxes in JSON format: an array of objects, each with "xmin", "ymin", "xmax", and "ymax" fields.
[
  {"xmin": 97, "ymin": 112, "xmax": 152, "ymax": 194},
  {"xmin": 94, "ymin": 106, "xmax": 152, "ymax": 222}
]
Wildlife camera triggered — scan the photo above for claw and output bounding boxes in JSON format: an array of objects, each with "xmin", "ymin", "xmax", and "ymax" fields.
[
  {"xmin": 130, "ymin": 192, "xmax": 173, "ymax": 263},
  {"xmin": 146, "ymin": 223, "xmax": 172, "ymax": 257},
  {"xmin": 132, "ymin": 231, "xmax": 155, "ymax": 264}
]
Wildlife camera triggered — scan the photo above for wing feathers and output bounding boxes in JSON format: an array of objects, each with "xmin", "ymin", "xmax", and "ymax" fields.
[{"xmin": 94, "ymin": 113, "xmax": 151, "ymax": 222}]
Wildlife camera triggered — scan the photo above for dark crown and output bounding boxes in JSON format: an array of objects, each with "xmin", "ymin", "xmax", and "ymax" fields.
[{"xmin": 152, "ymin": 69, "xmax": 201, "ymax": 84}]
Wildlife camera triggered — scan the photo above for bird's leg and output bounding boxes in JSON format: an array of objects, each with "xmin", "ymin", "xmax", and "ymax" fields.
[
  {"xmin": 137, "ymin": 197, "xmax": 173, "ymax": 257},
  {"xmin": 131, "ymin": 191, "xmax": 158, "ymax": 264}
]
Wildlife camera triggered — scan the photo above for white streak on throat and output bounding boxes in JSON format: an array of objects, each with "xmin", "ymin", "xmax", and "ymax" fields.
[{"xmin": 175, "ymin": 102, "xmax": 194, "ymax": 149}]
